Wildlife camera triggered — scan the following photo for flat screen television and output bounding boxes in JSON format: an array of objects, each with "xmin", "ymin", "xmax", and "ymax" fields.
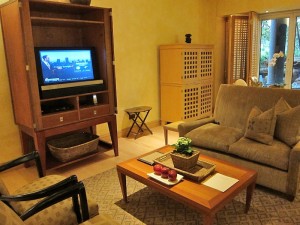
[{"xmin": 35, "ymin": 47, "xmax": 104, "ymax": 99}]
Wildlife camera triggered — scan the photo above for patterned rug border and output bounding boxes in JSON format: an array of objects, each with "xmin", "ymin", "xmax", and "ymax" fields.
[{"xmin": 83, "ymin": 168, "xmax": 300, "ymax": 225}]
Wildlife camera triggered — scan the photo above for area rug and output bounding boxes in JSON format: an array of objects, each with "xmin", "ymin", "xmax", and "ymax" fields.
[{"xmin": 83, "ymin": 168, "xmax": 300, "ymax": 225}]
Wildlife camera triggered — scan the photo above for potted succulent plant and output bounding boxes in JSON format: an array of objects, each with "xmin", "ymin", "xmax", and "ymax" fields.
[{"xmin": 171, "ymin": 137, "xmax": 200, "ymax": 171}]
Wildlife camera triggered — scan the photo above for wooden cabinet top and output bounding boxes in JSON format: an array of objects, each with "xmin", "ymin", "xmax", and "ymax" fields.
[{"xmin": 159, "ymin": 44, "xmax": 214, "ymax": 50}]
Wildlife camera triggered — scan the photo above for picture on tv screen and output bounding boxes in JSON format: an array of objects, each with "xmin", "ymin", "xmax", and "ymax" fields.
[{"xmin": 37, "ymin": 49, "xmax": 96, "ymax": 85}]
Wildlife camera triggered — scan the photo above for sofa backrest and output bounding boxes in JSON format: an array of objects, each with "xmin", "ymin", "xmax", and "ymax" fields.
[{"xmin": 214, "ymin": 84, "xmax": 300, "ymax": 130}]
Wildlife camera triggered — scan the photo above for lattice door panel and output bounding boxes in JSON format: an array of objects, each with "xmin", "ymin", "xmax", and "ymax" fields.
[
  {"xmin": 160, "ymin": 44, "xmax": 214, "ymax": 85},
  {"xmin": 182, "ymin": 50, "xmax": 199, "ymax": 84},
  {"xmin": 182, "ymin": 80, "xmax": 213, "ymax": 121},
  {"xmin": 199, "ymin": 79, "xmax": 213, "ymax": 117},
  {"xmin": 199, "ymin": 49, "xmax": 214, "ymax": 80},
  {"xmin": 182, "ymin": 85, "xmax": 200, "ymax": 120},
  {"xmin": 160, "ymin": 82, "xmax": 213, "ymax": 123}
]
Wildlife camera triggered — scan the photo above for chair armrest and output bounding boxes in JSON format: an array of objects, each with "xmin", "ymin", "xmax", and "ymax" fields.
[
  {"xmin": 0, "ymin": 175, "xmax": 78, "ymax": 201},
  {"xmin": 178, "ymin": 117, "xmax": 215, "ymax": 137},
  {"xmin": 20, "ymin": 181, "xmax": 89, "ymax": 223},
  {"xmin": 0, "ymin": 151, "xmax": 43, "ymax": 177}
]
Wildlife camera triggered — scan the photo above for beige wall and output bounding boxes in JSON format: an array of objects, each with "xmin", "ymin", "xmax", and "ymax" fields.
[
  {"xmin": 0, "ymin": 22, "xmax": 18, "ymax": 160},
  {"xmin": 98, "ymin": 0, "xmax": 205, "ymax": 134}
]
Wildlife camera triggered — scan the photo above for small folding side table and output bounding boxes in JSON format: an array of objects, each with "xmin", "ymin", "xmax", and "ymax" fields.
[{"xmin": 125, "ymin": 106, "xmax": 153, "ymax": 139}]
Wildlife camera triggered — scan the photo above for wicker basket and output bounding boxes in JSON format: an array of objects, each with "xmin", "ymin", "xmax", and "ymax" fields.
[
  {"xmin": 170, "ymin": 150, "xmax": 200, "ymax": 171},
  {"xmin": 47, "ymin": 133, "xmax": 99, "ymax": 162}
]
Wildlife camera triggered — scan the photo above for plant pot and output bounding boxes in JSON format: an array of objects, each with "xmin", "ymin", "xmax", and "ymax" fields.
[{"xmin": 170, "ymin": 150, "xmax": 200, "ymax": 171}]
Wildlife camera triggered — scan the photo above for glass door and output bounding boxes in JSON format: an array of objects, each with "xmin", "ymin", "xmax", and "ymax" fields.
[
  {"xmin": 292, "ymin": 16, "xmax": 300, "ymax": 89},
  {"xmin": 259, "ymin": 18, "xmax": 289, "ymax": 87}
]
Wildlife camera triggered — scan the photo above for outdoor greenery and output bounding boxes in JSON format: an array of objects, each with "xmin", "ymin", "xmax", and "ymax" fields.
[
  {"xmin": 260, "ymin": 17, "xmax": 300, "ymax": 72},
  {"xmin": 258, "ymin": 17, "xmax": 300, "ymax": 87}
]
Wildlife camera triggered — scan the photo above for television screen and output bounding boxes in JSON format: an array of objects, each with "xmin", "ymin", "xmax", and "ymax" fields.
[
  {"xmin": 37, "ymin": 48, "xmax": 95, "ymax": 84},
  {"xmin": 35, "ymin": 47, "xmax": 104, "ymax": 99}
]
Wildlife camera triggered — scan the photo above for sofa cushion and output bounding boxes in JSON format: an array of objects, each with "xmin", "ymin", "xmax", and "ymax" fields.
[
  {"xmin": 185, "ymin": 123, "xmax": 244, "ymax": 153},
  {"xmin": 229, "ymin": 137, "xmax": 291, "ymax": 171},
  {"xmin": 244, "ymin": 106, "xmax": 276, "ymax": 145},
  {"xmin": 275, "ymin": 104, "xmax": 300, "ymax": 147}
]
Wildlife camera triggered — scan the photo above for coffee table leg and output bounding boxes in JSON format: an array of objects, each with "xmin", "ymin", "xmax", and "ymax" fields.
[
  {"xmin": 203, "ymin": 213, "xmax": 214, "ymax": 225},
  {"xmin": 245, "ymin": 181, "xmax": 256, "ymax": 213},
  {"xmin": 117, "ymin": 170, "xmax": 128, "ymax": 203}
]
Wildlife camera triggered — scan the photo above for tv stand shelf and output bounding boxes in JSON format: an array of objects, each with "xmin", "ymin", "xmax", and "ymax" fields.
[
  {"xmin": 46, "ymin": 148, "xmax": 101, "ymax": 171},
  {"xmin": 0, "ymin": 0, "xmax": 118, "ymax": 174},
  {"xmin": 31, "ymin": 17, "xmax": 104, "ymax": 26}
]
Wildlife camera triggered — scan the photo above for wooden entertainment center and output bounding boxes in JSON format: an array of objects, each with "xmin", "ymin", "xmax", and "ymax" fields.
[{"xmin": 0, "ymin": 0, "xmax": 118, "ymax": 174}]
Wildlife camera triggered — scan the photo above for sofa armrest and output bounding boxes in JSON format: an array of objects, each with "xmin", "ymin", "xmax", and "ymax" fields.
[
  {"xmin": 178, "ymin": 117, "xmax": 215, "ymax": 137},
  {"xmin": 287, "ymin": 141, "xmax": 300, "ymax": 198}
]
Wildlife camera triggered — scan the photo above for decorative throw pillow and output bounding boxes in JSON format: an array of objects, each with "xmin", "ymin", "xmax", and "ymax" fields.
[
  {"xmin": 244, "ymin": 106, "xmax": 276, "ymax": 145},
  {"xmin": 274, "ymin": 97, "xmax": 291, "ymax": 114},
  {"xmin": 275, "ymin": 104, "xmax": 300, "ymax": 147}
]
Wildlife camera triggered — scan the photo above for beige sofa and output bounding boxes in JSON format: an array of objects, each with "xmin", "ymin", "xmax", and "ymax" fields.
[{"xmin": 178, "ymin": 84, "xmax": 300, "ymax": 199}]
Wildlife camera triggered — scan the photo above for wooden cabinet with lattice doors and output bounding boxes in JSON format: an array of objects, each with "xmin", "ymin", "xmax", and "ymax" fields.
[{"xmin": 159, "ymin": 44, "xmax": 214, "ymax": 124}]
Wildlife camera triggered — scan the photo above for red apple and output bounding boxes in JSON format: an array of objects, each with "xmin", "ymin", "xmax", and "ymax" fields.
[
  {"xmin": 168, "ymin": 169, "xmax": 177, "ymax": 181},
  {"xmin": 161, "ymin": 167, "xmax": 169, "ymax": 178},
  {"xmin": 153, "ymin": 164, "xmax": 163, "ymax": 175}
]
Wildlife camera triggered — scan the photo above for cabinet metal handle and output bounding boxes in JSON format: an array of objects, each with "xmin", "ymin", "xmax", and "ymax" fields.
[{"xmin": 60, "ymin": 117, "xmax": 64, "ymax": 122}]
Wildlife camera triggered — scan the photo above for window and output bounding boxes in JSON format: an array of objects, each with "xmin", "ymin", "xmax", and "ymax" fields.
[
  {"xmin": 259, "ymin": 11, "xmax": 300, "ymax": 89},
  {"xmin": 259, "ymin": 17, "xmax": 289, "ymax": 87}
]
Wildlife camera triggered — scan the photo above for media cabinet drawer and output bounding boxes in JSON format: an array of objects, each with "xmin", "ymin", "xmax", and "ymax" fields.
[
  {"xmin": 42, "ymin": 111, "xmax": 79, "ymax": 128},
  {"xmin": 80, "ymin": 105, "xmax": 110, "ymax": 119}
]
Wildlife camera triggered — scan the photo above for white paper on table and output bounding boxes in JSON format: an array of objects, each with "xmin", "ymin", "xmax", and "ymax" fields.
[{"xmin": 202, "ymin": 173, "xmax": 239, "ymax": 192}]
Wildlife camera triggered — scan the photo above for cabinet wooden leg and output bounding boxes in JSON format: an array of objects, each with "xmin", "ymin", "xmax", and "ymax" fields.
[
  {"xmin": 19, "ymin": 130, "xmax": 32, "ymax": 155},
  {"xmin": 19, "ymin": 130, "xmax": 47, "ymax": 175},
  {"xmin": 33, "ymin": 133, "xmax": 47, "ymax": 176},
  {"xmin": 108, "ymin": 115, "xmax": 118, "ymax": 156},
  {"xmin": 19, "ymin": 131, "xmax": 34, "ymax": 168}
]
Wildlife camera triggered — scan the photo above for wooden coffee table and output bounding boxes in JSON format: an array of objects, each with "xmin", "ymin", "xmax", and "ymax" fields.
[{"xmin": 117, "ymin": 146, "xmax": 257, "ymax": 225}]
